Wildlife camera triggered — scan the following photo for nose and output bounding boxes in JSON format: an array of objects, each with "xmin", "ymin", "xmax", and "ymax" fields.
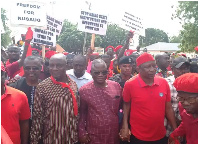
[{"xmin": 149, "ymin": 65, "xmax": 156, "ymax": 72}]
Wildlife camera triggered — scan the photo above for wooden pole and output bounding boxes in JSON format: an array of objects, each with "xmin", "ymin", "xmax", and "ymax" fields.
[{"xmin": 91, "ymin": 33, "xmax": 95, "ymax": 50}]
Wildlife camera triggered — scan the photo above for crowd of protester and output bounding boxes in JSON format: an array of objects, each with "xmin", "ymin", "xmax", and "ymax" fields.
[{"xmin": 1, "ymin": 31, "xmax": 198, "ymax": 144}]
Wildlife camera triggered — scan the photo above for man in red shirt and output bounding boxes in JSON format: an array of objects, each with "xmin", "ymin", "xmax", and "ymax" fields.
[
  {"xmin": 1, "ymin": 62, "xmax": 31, "ymax": 144},
  {"xmin": 169, "ymin": 73, "xmax": 198, "ymax": 144},
  {"xmin": 119, "ymin": 53, "xmax": 177, "ymax": 144}
]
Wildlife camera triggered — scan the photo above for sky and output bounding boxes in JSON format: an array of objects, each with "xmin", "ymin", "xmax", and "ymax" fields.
[{"xmin": 2, "ymin": 0, "xmax": 182, "ymax": 43}]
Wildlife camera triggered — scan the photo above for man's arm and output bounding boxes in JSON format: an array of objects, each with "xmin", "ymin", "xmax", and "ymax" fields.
[
  {"xmin": 165, "ymin": 102, "xmax": 177, "ymax": 130},
  {"xmin": 30, "ymin": 89, "xmax": 44, "ymax": 144},
  {"xmin": 19, "ymin": 119, "xmax": 29, "ymax": 144},
  {"xmin": 18, "ymin": 39, "xmax": 31, "ymax": 67}
]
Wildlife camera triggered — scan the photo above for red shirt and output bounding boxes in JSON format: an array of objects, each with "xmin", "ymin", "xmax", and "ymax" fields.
[
  {"xmin": 1, "ymin": 86, "xmax": 31, "ymax": 144},
  {"xmin": 170, "ymin": 103, "xmax": 198, "ymax": 144},
  {"xmin": 123, "ymin": 74, "xmax": 171, "ymax": 141}
]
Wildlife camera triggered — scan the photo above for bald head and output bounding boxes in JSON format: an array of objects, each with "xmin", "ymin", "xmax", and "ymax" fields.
[
  {"xmin": 91, "ymin": 59, "xmax": 107, "ymax": 71},
  {"xmin": 155, "ymin": 53, "xmax": 170, "ymax": 69},
  {"xmin": 50, "ymin": 53, "xmax": 67, "ymax": 63}
]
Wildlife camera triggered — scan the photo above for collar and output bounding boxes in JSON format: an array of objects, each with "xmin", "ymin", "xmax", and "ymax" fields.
[
  {"xmin": 137, "ymin": 73, "xmax": 159, "ymax": 87},
  {"xmin": 1, "ymin": 85, "xmax": 12, "ymax": 100},
  {"xmin": 50, "ymin": 76, "xmax": 78, "ymax": 116},
  {"xmin": 68, "ymin": 69, "xmax": 89, "ymax": 80}
]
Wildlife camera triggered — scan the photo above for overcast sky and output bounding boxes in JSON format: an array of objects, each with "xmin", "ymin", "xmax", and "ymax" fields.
[{"xmin": 2, "ymin": 0, "xmax": 182, "ymax": 41}]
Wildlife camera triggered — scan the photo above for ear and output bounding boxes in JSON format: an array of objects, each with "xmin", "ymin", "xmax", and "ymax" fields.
[{"xmin": 136, "ymin": 66, "xmax": 140, "ymax": 73}]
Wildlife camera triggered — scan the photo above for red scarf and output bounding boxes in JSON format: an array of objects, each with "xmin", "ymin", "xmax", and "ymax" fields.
[{"xmin": 50, "ymin": 76, "xmax": 78, "ymax": 116}]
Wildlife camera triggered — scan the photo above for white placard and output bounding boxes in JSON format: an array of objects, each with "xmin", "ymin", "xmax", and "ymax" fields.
[
  {"xmin": 78, "ymin": 10, "xmax": 108, "ymax": 35},
  {"xmin": 10, "ymin": 1, "xmax": 47, "ymax": 28},
  {"xmin": 46, "ymin": 15, "xmax": 63, "ymax": 35},
  {"xmin": 120, "ymin": 12, "xmax": 145, "ymax": 36},
  {"xmin": 32, "ymin": 28, "xmax": 56, "ymax": 46},
  {"xmin": 31, "ymin": 15, "xmax": 63, "ymax": 47}
]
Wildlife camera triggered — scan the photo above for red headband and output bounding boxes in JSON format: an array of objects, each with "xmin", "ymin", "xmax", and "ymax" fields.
[
  {"xmin": 115, "ymin": 45, "xmax": 123, "ymax": 52},
  {"xmin": 136, "ymin": 52, "xmax": 155, "ymax": 66},
  {"xmin": 105, "ymin": 46, "xmax": 115, "ymax": 52}
]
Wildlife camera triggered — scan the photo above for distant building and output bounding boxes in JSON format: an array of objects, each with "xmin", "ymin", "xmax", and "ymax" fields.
[{"xmin": 141, "ymin": 42, "xmax": 180, "ymax": 54}]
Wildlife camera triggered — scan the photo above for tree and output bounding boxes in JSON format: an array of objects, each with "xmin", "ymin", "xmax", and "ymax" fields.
[
  {"xmin": 172, "ymin": 1, "xmax": 198, "ymax": 52},
  {"xmin": 169, "ymin": 35, "xmax": 181, "ymax": 43},
  {"xmin": 139, "ymin": 28, "xmax": 169, "ymax": 47},
  {"xmin": 57, "ymin": 20, "xmax": 128, "ymax": 53},
  {"xmin": 1, "ymin": 8, "xmax": 11, "ymax": 48}
]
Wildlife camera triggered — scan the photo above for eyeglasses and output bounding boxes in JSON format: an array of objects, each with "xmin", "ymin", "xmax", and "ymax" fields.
[
  {"xmin": 93, "ymin": 71, "xmax": 108, "ymax": 76},
  {"xmin": 177, "ymin": 96, "xmax": 197, "ymax": 104},
  {"xmin": 24, "ymin": 67, "xmax": 40, "ymax": 71}
]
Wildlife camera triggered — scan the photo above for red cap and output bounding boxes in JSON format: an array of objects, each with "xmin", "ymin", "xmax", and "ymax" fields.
[
  {"xmin": 1, "ymin": 61, "xmax": 5, "ymax": 72},
  {"xmin": 105, "ymin": 46, "xmax": 115, "ymax": 52},
  {"xmin": 136, "ymin": 52, "xmax": 155, "ymax": 66},
  {"xmin": 173, "ymin": 73, "xmax": 198, "ymax": 93},
  {"xmin": 115, "ymin": 45, "xmax": 123, "ymax": 52},
  {"xmin": 124, "ymin": 49, "xmax": 137, "ymax": 56}
]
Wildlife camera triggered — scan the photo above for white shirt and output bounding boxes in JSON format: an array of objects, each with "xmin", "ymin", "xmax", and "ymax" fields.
[{"xmin": 66, "ymin": 69, "xmax": 93, "ymax": 89}]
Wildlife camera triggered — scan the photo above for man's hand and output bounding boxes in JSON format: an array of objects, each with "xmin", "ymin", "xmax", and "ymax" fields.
[
  {"xmin": 168, "ymin": 135, "xmax": 180, "ymax": 144},
  {"xmin": 79, "ymin": 134, "xmax": 90, "ymax": 144},
  {"xmin": 119, "ymin": 128, "xmax": 131, "ymax": 142},
  {"xmin": 126, "ymin": 31, "xmax": 134, "ymax": 42},
  {"xmin": 87, "ymin": 47, "xmax": 94, "ymax": 55}
]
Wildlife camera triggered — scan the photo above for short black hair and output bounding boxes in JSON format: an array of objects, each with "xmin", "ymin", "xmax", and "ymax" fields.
[
  {"xmin": 66, "ymin": 54, "xmax": 75, "ymax": 60},
  {"xmin": 23, "ymin": 56, "xmax": 43, "ymax": 67},
  {"xmin": 100, "ymin": 54, "xmax": 110, "ymax": 59},
  {"xmin": 73, "ymin": 54, "xmax": 87, "ymax": 64}
]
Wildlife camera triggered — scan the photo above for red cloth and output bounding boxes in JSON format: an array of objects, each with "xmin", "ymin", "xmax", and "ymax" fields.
[
  {"xmin": 167, "ymin": 65, "xmax": 171, "ymax": 71},
  {"xmin": 136, "ymin": 52, "xmax": 155, "ymax": 66},
  {"xmin": 170, "ymin": 103, "xmax": 198, "ymax": 144},
  {"xmin": 1, "ymin": 61, "xmax": 5, "ymax": 71},
  {"xmin": 1, "ymin": 86, "xmax": 31, "ymax": 144},
  {"xmin": 109, "ymin": 59, "xmax": 114, "ymax": 70},
  {"xmin": 91, "ymin": 52, "xmax": 99, "ymax": 56},
  {"xmin": 124, "ymin": 49, "xmax": 136, "ymax": 56},
  {"xmin": 78, "ymin": 80, "xmax": 122, "ymax": 144},
  {"xmin": 6, "ymin": 60, "xmax": 22, "ymax": 78},
  {"xmin": 123, "ymin": 74, "xmax": 171, "ymax": 141},
  {"xmin": 50, "ymin": 76, "xmax": 78, "ymax": 116},
  {"xmin": 1, "ymin": 125, "xmax": 13, "ymax": 144},
  {"xmin": 63, "ymin": 52, "xmax": 69, "ymax": 55},
  {"xmin": 115, "ymin": 45, "xmax": 123, "ymax": 52},
  {"xmin": 194, "ymin": 46, "xmax": 198, "ymax": 52},
  {"xmin": 173, "ymin": 73, "xmax": 198, "ymax": 93},
  {"xmin": 107, "ymin": 68, "xmax": 114, "ymax": 79},
  {"xmin": 105, "ymin": 45, "xmax": 115, "ymax": 52},
  {"xmin": 45, "ymin": 50, "xmax": 57, "ymax": 59}
]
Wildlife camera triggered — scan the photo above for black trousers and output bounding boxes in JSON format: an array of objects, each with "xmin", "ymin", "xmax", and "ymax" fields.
[{"xmin": 130, "ymin": 135, "xmax": 168, "ymax": 144}]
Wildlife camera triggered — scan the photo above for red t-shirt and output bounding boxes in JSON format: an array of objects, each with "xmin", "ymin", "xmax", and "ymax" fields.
[
  {"xmin": 1, "ymin": 86, "xmax": 31, "ymax": 144},
  {"xmin": 123, "ymin": 74, "xmax": 171, "ymax": 141}
]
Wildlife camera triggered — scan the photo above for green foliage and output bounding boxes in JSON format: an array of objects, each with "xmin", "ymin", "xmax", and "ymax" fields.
[
  {"xmin": 169, "ymin": 35, "xmax": 181, "ymax": 43},
  {"xmin": 172, "ymin": 1, "xmax": 198, "ymax": 52},
  {"xmin": 1, "ymin": 8, "xmax": 11, "ymax": 48},
  {"xmin": 57, "ymin": 20, "xmax": 127, "ymax": 53},
  {"xmin": 139, "ymin": 28, "xmax": 169, "ymax": 47}
]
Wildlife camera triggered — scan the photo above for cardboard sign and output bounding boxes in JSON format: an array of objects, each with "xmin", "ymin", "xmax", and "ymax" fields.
[
  {"xmin": 78, "ymin": 10, "xmax": 108, "ymax": 35},
  {"xmin": 32, "ymin": 15, "xmax": 63, "ymax": 47},
  {"xmin": 120, "ymin": 12, "xmax": 145, "ymax": 36},
  {"xmin": 10, "ymin": 1, "xmax": 47, "ymax": 28}
]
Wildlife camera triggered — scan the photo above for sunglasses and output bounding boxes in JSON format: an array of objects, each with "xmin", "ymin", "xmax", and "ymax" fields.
[
  {"xmin": 24, "ymin": 67, "xmax": 40, "ymax": 71},
  {"xmin": 93, "ymin": 71, "xmax": 108, "ymax": 76}
]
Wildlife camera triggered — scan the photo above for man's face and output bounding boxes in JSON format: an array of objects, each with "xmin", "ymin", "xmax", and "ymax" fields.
[
  {"xmin": 7, "ymin": 47, "xmax": 20, "ymax": 61},
  {"xmin": 23, "ymin": 60, "xmax": 42, "ymax": 81},
  {"xmin": 73, "ymin": 58, "xmax": 86, "ymax": 77},
  {"xmin": 49, "ymin": 58, "xmax": 67, "ymax": 81},
  {"xmin": 173, "ymin": 63, "xmax": 190, "ymax": 78},
  {"xmin": 119, "ymin": 64, "xmax": 132, "ymax": 76},
  {"xmin": 66, "ymin": 59, "xmax": 73, "ymax": 70},
  {"xmin": 101, "ymin": 57, "xmax": 111, "ymax": 69},
  {"xmin": 91, "ymin": 63, "xmax": 107, "ymax": 84},
  {"xmin": 107, "ymin": 48, "xmax": 114, "ymax": 56},
  {"xmin": 158, "ymin": 54, "xmax": 170, "ymax": 69},
  {"xmin": 138, "ymin": 61, "xmax": 157, "ymax": 79},
  {"xmin": 177, "ymin": 91, "xmax": 198, "ymax": 114}
]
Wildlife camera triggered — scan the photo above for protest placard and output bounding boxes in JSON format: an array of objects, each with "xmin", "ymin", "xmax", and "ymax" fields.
[
  {"xmin": 78, "ymin": 10, "xmax": 108, "ymax": 35},
  {"xmin": 10, "ymin": 1, "xmax": 47, "ymax": 28},
  {"xmin": 120, "ymin": 11, "xmax": 145, "ymax": 36},
  {"xmin": 31, "ymin": 15, "xmax": 63, "ymax": 47}
]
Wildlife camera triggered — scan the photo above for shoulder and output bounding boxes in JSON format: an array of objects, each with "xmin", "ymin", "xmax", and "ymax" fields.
[
  {"xmin": 66, "ymin": 69, "xmax": 74, "ymax": 75},
  {"xmin": 79, "ymin": 81, "xmax": 93, "ymax": 92},
  {"xmin": 155, "ymin": 76, "xmax": 169, "ymax": 86},
  {"xmin": 126, "ymin": 75, "xmax": 138, "ymax": 84},
  {"xmin": 37, "ymin": 77, "xmax": 52, "ymax": 88},
  {"xmin": 84, "ymin": 71, "xmax": 93, "ymax": 79},
  {"xmin": 107, "ymin": 80, "xmax": 121, "ymax": 88},
  {"xmin": 6, "ymin": 86, "xmax": 27, "ymax": 99}
]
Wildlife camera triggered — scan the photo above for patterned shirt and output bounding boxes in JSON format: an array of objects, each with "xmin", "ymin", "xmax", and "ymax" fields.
[
  {"xmin": 30, "ymin": 77, "xmax": 80, "ymax": 144},
  {"xmin": 164, "ymin": 75, "xmax": 181, "ymax": 137},
  {"xmin": 156, "ymin": 67, "xmax": 172, "ymax": 78},
  {"xmin": 78, "ymin": 80, "xmax": 122, "ymax": 144}
]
